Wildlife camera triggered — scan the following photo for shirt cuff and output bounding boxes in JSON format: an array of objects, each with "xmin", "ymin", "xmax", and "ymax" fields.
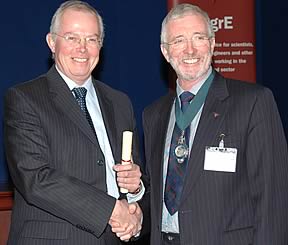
[{"xmin": 127, "ymin": 180, "xmax": 145, "ymax": 203}]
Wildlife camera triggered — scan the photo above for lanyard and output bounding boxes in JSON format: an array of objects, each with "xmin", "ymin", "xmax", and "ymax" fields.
[{"xmin": 175, "ymin": 71, "xmax": 215, "ymax": 131}]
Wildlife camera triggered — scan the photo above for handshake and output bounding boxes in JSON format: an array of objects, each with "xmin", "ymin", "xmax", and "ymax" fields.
[
  {"xmin": 109, "ymin": 199, "xmax": 142, "ymax": 241},
  {"xmin": 110, "ymin": 162, "xmax": 143, "ymax": 241}
]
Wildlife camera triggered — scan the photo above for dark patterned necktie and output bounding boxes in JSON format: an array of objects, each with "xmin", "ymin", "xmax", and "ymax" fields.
[
  {"xmin": 72, "ymin": 87, "xmax": 96, "ymax": 135},
  {"xmin": 164, "ymin": 91, "xmax": 194, "ymax": 215}
]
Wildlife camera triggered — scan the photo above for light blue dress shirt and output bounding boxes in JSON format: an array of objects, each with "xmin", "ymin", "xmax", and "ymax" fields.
[
  {"xmin": 161, "ymin": 67, "xmax": 212, "ymax": 233},
  {"xmin": 56, "ymin": 66, "xmax": 144, "ymax": 202}
]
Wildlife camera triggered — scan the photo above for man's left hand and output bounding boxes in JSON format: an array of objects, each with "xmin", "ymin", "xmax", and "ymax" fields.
[{"xmin": 113, "ymin": 162, "xmax": 141, "ymax": 194}]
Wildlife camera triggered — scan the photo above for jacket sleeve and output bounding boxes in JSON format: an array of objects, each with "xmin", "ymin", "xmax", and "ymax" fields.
[
  {"xmin": 4, "ymin": 87, "xmax": 116, "ymax": 237},
  {"xmin": 246, "ymin": 87, "xmax": 288, "ymax": 244}
]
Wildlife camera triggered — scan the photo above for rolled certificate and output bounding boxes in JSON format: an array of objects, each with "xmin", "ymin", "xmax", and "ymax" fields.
[{"xmin": 120, "ymin": 131, "xmax": 133, "ymax": 193}]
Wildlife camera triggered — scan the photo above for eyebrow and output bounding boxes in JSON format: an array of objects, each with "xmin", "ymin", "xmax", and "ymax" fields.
[
  {"xmin": 171, "ymin": 32, "xmax": 208, "ymax": 39},
  {"xmin": 63, "ymin": 32, "xmax": 100, "ymax": 37}
]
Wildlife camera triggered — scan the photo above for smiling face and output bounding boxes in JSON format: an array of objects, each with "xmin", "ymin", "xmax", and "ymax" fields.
[
  {"xmin": 161, "ymin": 14, "xmax": 215, "ymax": 90},
  {"xmin": 46, "ymin": 9, "xmax": 101, "ymax": 85}
]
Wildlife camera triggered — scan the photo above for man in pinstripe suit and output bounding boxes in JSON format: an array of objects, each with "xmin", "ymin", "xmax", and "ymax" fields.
[
  {"xmin": 142, "ymin": 3, "xmax": 288, "ymax": 245},
  {"xmin": 4, "ymin": 1, "xmax": 144, "ymax": 244}
]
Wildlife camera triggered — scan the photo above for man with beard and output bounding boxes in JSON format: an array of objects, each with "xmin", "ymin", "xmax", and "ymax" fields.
[{"xmin": 142, "ymin": 3, "xmax": 288, "ymax": 245}]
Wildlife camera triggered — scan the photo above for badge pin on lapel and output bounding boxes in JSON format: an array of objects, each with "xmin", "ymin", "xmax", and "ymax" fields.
[{"xmin": 213, "ymin": 112, "xmax": 220, "ymax": 118}]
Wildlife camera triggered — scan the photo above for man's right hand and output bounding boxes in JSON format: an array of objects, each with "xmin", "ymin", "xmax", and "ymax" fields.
[{"xmin": 109, "ymin": 200, "xmax": 142, "ymax": 241}]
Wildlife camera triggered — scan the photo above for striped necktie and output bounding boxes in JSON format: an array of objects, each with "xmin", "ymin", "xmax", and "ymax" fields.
[{"xmin": 164, "ymin": 91, "xmax": 194, "ymax": 215}]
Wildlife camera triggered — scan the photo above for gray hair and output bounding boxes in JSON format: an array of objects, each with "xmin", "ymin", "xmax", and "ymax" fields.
[
  {"xmin": 49, "ymin": 0, "xmax": 104, "ymax": 42},
  {"xmin": 161, "ymin": 3, "xmax": 215, "ymax": 43}
]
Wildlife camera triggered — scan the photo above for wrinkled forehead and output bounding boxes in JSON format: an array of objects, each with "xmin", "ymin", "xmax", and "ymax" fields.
[
  {"xmin": 58, "ymin": 9, "xmax": 100, "ymax": 33},
  {"xmin": 60, "ymin": 8, "xmax": 98, "ymax": 24},
  {"xmin": 166, "ymin": 14, "xmax": 209, "ymax": 38}
]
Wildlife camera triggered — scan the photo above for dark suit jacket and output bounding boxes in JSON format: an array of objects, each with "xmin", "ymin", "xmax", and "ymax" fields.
[
  {"xmin": 142, "ymin": 72, "xmax": 288, "ymax": 245},
  {"xmin": 4, "ymin": 66, "xmax": 141, "ymax": 245}
]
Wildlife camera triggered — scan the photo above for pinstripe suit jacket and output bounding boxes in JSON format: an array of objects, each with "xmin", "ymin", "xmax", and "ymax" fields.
[
  {"xmin": 4, "ymin": 65, "xmax": 141, "ymax": 245},
  {"xmin": 142, "ymin": 71, "xmax": 288, "ymax": 245}
]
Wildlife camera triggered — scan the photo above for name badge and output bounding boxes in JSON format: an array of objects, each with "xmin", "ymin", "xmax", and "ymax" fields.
[{"xmin": 204, "ymin": 134, "xmax": 237, "ymax": 172}]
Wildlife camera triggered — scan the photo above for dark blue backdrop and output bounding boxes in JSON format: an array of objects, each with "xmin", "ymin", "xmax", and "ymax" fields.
[{"xmin": 0, "ymin": 0, "xmax": 287, "ymax": 183}]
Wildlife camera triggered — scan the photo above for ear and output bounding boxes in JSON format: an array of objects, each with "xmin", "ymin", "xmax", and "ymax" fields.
[
  {"xmin": 46, "ymin": 33, "xmax": 56, "ymax": 53},
  {"xmin": 209, "ymin": 37, "xmax": 216, "ymax": 54},
  {"xmin": 160, "ymin": 44, "xmax": 170, "ymax": 63}
]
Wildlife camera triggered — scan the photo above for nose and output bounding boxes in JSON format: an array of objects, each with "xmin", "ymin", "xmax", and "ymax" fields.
[
  {"xmin": 184, "ymin": 39, "xmax": 196, "ymax": 53},
  {"xmin": 77, "ymin": 38, "xmax": 87, "ymax": 52}
]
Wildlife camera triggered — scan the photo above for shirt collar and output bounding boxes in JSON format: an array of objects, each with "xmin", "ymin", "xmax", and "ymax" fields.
[{"xmin": 55, "ymin": 65, "xmax": 93, "ymax": 92}]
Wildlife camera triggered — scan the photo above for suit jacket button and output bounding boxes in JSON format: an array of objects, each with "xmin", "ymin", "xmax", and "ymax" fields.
[{"xmin": 97, "ymin": 159, "xmax": 104, "ymax": 166}]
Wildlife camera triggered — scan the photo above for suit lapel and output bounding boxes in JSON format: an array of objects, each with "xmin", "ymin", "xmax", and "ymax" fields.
[
  {"xmin": 47, "ymin": 66, "xmax": 98, "ymax": 145},
  {"xmin": 151, "ymin": 91, "xmax": 176, "ymax": 212},
  {"xmin": 93, "ymin": 80, "xmax": 118, "ymax": 160},
  {"xmin": 181, "ymin": 73, "xmax": 230, "ymax": 203}
]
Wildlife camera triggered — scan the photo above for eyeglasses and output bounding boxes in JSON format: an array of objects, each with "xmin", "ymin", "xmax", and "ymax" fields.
[
  {"xmin": 52, "ymin": 33, "xmax": 102, "ymax": 47},
  {"xmin": 163, "ymin": 34, "xmax": 212, "ymax": 50}
]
